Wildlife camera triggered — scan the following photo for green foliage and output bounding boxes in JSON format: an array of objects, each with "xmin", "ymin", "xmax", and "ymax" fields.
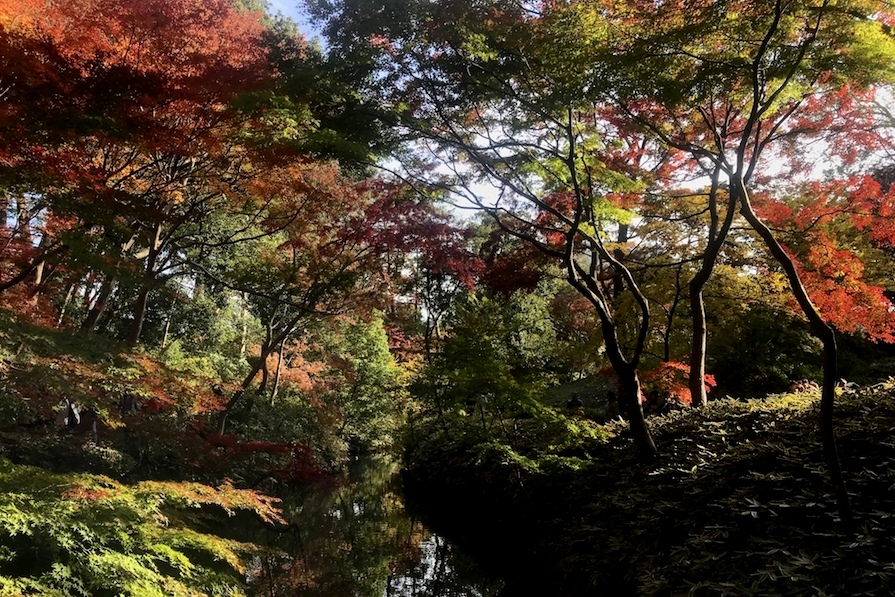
[
  {"xmin": 327, "ymin": 317, "xmax": 405, "ymax": 451},
  {"xmin": 235, "ymin": 389, "xmax": 351, "ymax": 469},
  {"xmin": 415, "ymin": 290, "xmax": 560, "ymax": 428},
  {"xmin": 406, "ymin": 383, "xmax": 895, "ymax": 595},
  {"xmin": 0, "ymin": 459, "xmax": 283, "ymax": 596},
  {"xmin": 708, "ymin": 305, "xmax": 822, "ymax": 397}
]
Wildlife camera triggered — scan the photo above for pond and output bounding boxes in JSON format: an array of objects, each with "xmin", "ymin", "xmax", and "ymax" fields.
[{"xmin": 246, "ymin": 456, "xmax": 506, "ymax": 597}]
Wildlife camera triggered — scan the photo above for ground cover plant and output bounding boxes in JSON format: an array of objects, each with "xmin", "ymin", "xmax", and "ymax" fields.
[{"xmin": 404, "ymin": 382, "xmax": 895, "ymax": 596}]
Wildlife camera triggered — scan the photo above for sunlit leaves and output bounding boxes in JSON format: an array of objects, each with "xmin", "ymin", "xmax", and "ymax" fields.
[{"xmin": 0, "ymin": 458, "xmax": 282, "ymax": 595}]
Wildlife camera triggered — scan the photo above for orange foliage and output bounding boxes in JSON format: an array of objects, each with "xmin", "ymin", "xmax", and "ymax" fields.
[
  {"xmin": 640, "ymin": 361, "xmax": 716, "ymax": 406},
  {"xmin": 755, "ymin": 178, "xmax": 895, "ymax": 343}
]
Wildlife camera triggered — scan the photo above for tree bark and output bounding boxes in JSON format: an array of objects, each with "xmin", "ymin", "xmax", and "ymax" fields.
[
  {"xmin": 270, "ymin": 338, "xmax": 286, "ymax": 405},
  {"xmin": 688, "ymin": 169, "xmax": 736, "ymax": 408},
  {"xmin": 568, "ymin": 265, "xmax": 658, "ymax": 458},
  {"xmin": 239, "ymin": 292, "xmax": 248, "ymax": 358},
  {"xmin": 737, "ymin": 181, "xmax": 853, "ymax": 527},
  {"xmin": 15, "ymin": 198, "xmax": 32, "ymax": 247},
  {"xmin": 81, "ymin": 276, "xmax": 115, "ymax": 332},
  {"xmin": 126, "ymin": 223, "xmax": 163, "ymax": 346},
  {"xmin": 57, "ymin": 283, "xmax": 76, "ymax": 326},
  {"xmin": 0, "ymin": 258, "xmax": 42, "ymax": 293},
  {"xmin": 161, "ymin": 316, "xmax": 171, "ymax": 348},
  {"xmin": 125, "ymin": 285, "xmax": 151, "ymax": 346}
]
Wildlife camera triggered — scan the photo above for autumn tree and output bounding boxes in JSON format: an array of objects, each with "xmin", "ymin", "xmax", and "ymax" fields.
[
  {"xmin": 309, "ymin": 0, "xmax": 675, "ymax": 457},
  {"xmin": 0, "ymin": 0, "xmax": 273, "ymax": 338},
  {"xmin": 558, "ymin": 0, "xmax": 895, "ymax": 522}
]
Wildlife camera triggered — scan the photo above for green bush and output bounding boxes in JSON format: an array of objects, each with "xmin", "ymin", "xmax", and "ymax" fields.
[{"xmin": 0, "ymin": 458, "xmax": 283, "ymax": 596}]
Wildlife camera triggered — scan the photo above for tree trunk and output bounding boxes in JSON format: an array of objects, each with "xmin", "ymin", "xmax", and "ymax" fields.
[
  {"xmin": 738, "ymin": 181, "xmax": 853, "ymax": 527},
  {"xmin": 270, "ymin": 338, "xmax": 286, "ymax": 405},
  {"xmin": 126, "ymin": 223, "xmax": 163, "ymax": 346},
  {"xmin": 81, "ymin": 276, "xmax": 115, "ymax": 332},
  {"xmin": 125, "ymin": 285, "xmax": 151, "ymax": 346},
  {"xmin": 662, "ymin": 265, "xmax": 684, "ymax": 363},
  {"xmin": 258, "ymin": 355, "xmax": 270, "ymax": 395},
  {"xmin": 617, "ymin": 362, "xmax": 656, "ymax": 457},
  {"xmin": 239, "ymin": 292, "xmax": 248, "ymax": 358},
  {"xmin": 15, "ymin": 198, "xmax": 32, "ymax": 247},
  {"xmin": 612, "ymin": 223, "xmax": 629, "ymax": 297},
  {"xmin": 27, "ymin": 261, "xmax": 45, "ymax": 306},
  {"xmin": 218, "ymin": 314, "xmax": 304, "ymax": 433},
  {"xmin": 0, "ymin": 258, "xmax": 42, "ymax": 293},
  {"xmin": 161, "ymin": 316, "xmax": 171, "ymax": 348},
  {"xmin": 218, "ymin": 358, "xmax": 266, "ymax": 434},
  {"xmin": 568, "ymin": 263, "xmax": 658, "ymax": 459},
  {"xmin": 57, "ymin": 283, "xmax": 76, "ymax": 326},
  {"xmin": 688, "ymin": 170, "xmax": 736, "ymax": 408}
]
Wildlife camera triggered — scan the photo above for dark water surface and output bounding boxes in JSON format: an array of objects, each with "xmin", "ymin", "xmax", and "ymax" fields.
[{"xmin": 247, "ymin": 456, "xmax": 505, "ymax": 596}]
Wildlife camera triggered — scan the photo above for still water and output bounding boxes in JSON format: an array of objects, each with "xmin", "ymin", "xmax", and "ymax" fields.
[{"xmin": 247, "ymin": 456, "xmax": 504, "ymax": 597}]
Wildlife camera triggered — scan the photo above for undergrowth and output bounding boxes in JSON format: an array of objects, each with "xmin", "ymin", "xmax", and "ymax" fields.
[
  {"xmin": 404, "ymin": 381, "xmax": 895, "ymax": 596},
  {"xmin": 0, "ymin": 458, "xmax": 284, "ymax": 596}
]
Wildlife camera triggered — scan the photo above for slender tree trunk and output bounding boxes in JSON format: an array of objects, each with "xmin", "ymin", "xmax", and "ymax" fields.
[
  {"xmin": 738, "ymin": 181, "xmax": 853, "ymax": 526},
  {"xmin": 0, "ymin": 258, "xmax": 42, "ymax": 293},
  {"xmin": 161, "ymin": 316, "xmax": 171, "ymax": 348},
  {"xmin": 126, "ymin": 223, "xmax": 163, "ymax": 346},
  {"xmin": 258, "ymin": 356, "xmax": 270, "ymax": 395},
  {"xmin": 611, "ymin": 351, "xmax": 656, "ymax": 458},
  {"xmin": 57, "ymin": 283, "xmax": 76, "ymax": 326},
  {"xmin": 612, "ymin": 223, "xmax": 629, "ymax": 297},
  {"xmin": 688, "ymin": 170, "xmax": 736, "ymax": 408},
  {"xmin": 82, "ymin": 276, "xmax": 115, "ymax": 332},
  {"xmin": 28, "ymin": 261, "xmax": 45, "ymax": 306},
  {"xmin": 218, "ymin": 313, "xmax": 304, "ymax": 433},
  {"xmin": 0, "ymin": 190, "xmax": 9, "ymax": 229},
  {"xmin": 125, "ymin": 285, "xmax": 151, "ymax": 346},
  {"xmin": 270, "ymin": 338, "xmax": 286, "ymax": 405},
  {"xmin": 16, "ymin": 198, "xmax": 32, "ymax": 247},
  {"xmin": 0, "ymin": 241, "xmax": 67, "ymax": 294},
  {"xmin": 239, "ymin": 292, "xmax": 248, "ymax": 358},
  {"xmin": 569, "ymin": 265, "xmax": 658, "ymax": 458},
  {"xmin": 662, "ymin": 265, "xmax": 684, "ymax": 362}
]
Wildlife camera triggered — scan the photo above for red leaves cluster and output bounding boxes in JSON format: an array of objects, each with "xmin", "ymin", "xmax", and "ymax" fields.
[
  {"xmin": 641, "ymin": 361, "xmax": 716, "ymax": 406},
  {"xmin": 202, "ymin": 432, "xmax": 332, "ymax": 486},
  {"xmin": 351, "ymin": 179, "xmax": 484, "ymax": 289},
  {"xmin": 755, "ymin": 176, "xmax": 895, "ymax": 342}
]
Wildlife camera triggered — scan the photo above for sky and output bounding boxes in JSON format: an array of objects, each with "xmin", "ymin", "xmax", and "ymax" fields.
[{"xmin": 265, "ymin": 0, "xmax": 323, "ymax": 39}]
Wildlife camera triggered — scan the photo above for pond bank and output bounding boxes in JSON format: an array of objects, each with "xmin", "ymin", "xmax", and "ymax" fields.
[{"xmin": 402, "ymin": 386, "xmax": 895, "ymax": 596}]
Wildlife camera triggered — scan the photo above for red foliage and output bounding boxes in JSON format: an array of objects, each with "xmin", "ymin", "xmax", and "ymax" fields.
[
  {"xmin": 353, "ymin": 179, "xmax": 485, "ymax": 290},
  {"xmin": 201, "ymin": 431, "xmax": 332, "ymax": 487},
  {"xmin": 640, "ymin": 361, "xmax": 716, "ymax": 406},
  {"xmin": 755, "ymin": 178, "xmax": 895, "ymax": 342}
]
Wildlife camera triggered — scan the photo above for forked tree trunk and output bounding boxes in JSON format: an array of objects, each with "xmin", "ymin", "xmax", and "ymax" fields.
[
  {"xmin": 688, "ymin": 170, "xmax": 736, "ymax": 408},
  {"xmin": 738, "ymin": 182, "xmax": 853, "ymax": 527},
  {"xmin": 218, "ymin": 315, "xmax": 302, "ymax": 433},
  {"xmin": 569, "ymin": 266, "xmax": 658, "ymax": 459},
  {"xmin": 82, "ymin": 276, "xmax": 115, "ymax": 332}
]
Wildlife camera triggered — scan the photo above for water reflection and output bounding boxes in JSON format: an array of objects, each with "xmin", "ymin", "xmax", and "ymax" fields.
[{"xmin": 248, "ymin": 456, "xmax": 503, "ymax": 597}]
